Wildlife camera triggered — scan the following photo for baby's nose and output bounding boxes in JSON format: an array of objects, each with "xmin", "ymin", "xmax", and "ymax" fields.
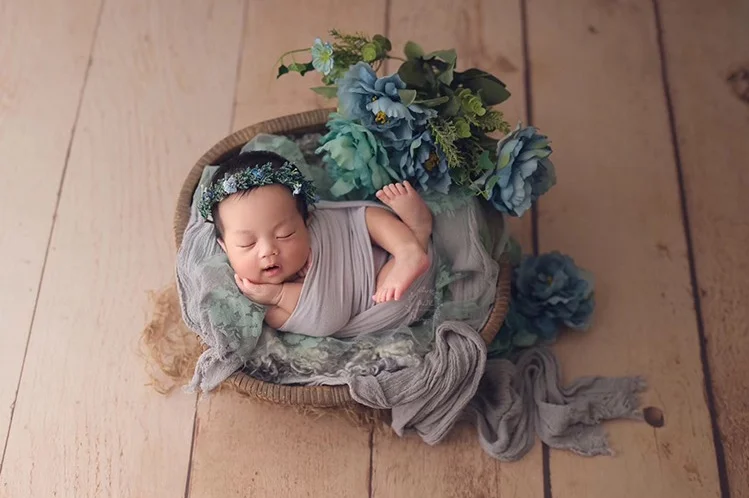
[{"xmin": 258, "ymin": 240, "xmax": 278, "ymax": 257}]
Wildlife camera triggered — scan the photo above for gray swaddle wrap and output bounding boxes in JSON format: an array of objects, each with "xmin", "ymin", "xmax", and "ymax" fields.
[{"xmin": 278, "ymin": 200, "xmax": 437, "ymax": 338}]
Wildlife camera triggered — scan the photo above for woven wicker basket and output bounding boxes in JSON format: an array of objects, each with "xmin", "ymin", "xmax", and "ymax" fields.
[{"xmin": 173, "ymin": 108, "xmax": 512, "ymax": 409}]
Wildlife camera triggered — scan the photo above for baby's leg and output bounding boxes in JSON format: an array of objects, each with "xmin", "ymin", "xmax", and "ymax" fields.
[
  {"xmin": 375, "ymin": 181, "xmax": 432, "ymax": 250},
  {"xmin": 367, "ymin": 181, "xmax": 433, "ymax": 303}
]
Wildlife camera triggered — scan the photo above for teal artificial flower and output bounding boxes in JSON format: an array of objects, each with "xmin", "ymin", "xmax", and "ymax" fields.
[
  {"xmin": 513, "ymin": 251, "xmax": 594, "ymax": 338},
  {"xmin": 311, "ymin": 38, "xmax": 335, "ymax": 76},
  {"xmin": 476, "ymin": 124, "xmax": 556, "ymax": 217},
  {"xmin": 391, "ymin": 131, "xmax": 451, "ymax": 194},
  {"xmin": 337, "ymin": 62, "xmax": 434, "ymax": 145},
  {"xmin": 316, "ymin": 114, "xmax": 402, "ymax": 198}
]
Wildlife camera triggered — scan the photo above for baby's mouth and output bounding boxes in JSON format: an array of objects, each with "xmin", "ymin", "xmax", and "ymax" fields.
[{"xmin": 263, "ymin": 264, "xmax": 281, "ymax": 274}]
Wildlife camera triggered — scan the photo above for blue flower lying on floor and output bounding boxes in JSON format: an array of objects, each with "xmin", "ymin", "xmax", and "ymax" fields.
[{"xmin": 488, "ymin": 251, "xmax": 595, "ymax": 358}]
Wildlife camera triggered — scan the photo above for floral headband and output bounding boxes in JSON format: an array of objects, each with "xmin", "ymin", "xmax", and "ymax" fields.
[{"xmin": 198, "ymin": 160, "xmax": 318, "ymax": 221}]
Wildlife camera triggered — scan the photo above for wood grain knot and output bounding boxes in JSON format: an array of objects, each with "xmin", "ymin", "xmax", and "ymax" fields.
[
  {"xmin": 727, "ymin": 67, "xmax": 749, "ymax": 104},
  {"xmin": 643, "ymin": 406, "xmax": 665, "ymax": 428}
]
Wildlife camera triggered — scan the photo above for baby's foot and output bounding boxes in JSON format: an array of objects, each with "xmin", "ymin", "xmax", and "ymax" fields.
[
  {"xmin": 375, "ymin": 181, "xmax": 433, "ymax": 250},
  {"xmin": 373, "ymin": 244, "xmax": 430, "ymax": 303}
]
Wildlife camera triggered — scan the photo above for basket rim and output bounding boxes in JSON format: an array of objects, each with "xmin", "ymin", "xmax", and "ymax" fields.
[{"xmin": 173, "ymin": 108, "xmax": 512, "ymax": 409}]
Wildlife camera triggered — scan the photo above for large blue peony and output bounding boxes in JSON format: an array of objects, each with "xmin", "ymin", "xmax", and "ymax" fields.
[
  {"xmin": 512, "ymin": 251, "xmax": 594, "ymax": 339},
  {"xmin": 337, "ymin": 62, "xmax": 434, "ymax": 145},
  {"xmin": 316, "ymin": 115, "xmax": 401, "ymax": 198},
  {"xmin": 477, "ymin": 124, "xmax": 556, "ymax": 217},
  {"xmin": 390, "ymin": 131, "xmax": 452, "ymax": 194}
]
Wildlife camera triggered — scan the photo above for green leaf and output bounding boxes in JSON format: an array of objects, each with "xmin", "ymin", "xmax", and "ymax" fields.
[
  {"xmin": 414, "ymin": 95, "xmax": 450, "ymax": 107},
  {"xmin": 311, "ymin": 86, "xmax": 338, "ymax": 98},
  {"xmin": 373, "ymin": 34, "xmax": 392, "ymax": 51},
  {"xmin": 425, "ymin": 49, "xmax": 457, "ymax": 67},
  {"xmin": 478, "ymin": 150, "xmax": 494, "ymax": 171},
  {"xmin": 437, "ymin": 68, "xmax": 454, "ymax": 86},
  {"xmin": 485, "ymin": 174, "xmax": 500, "ymax": 194},
  {"xmin": 277, "ymin": 65, "xmax": 289, "ymax": 78},
  {"xmin": 404, "ymin": 41, "xmax": 425, "ymax": 60},
  {"xmin": 397, "ymin": 60, "xmax": 429, "ymax": 89},
  {"xmin": 361, "ymin": 43, "xmax": 378, "ymax": 62},
  {"xmin": 397, "ymin": 89, "xmax": 417, "ymax": 106},
  {"xmin": 454, "ymin": 118, "xmax": 471, "ymax": 138},
  {"xmin": 287, "ymin": 61, "xmax": 314, "ymax": 76},
  {"xmin": 443, "ymin": 95, "xmax": 461, "ymax": 117},
  {"xmin": 455, "ymin": 69, "xmax": 511, "ymax": 105},
  {"xmin": 512, "ymin": 329, "xmax": 539, "ymax": 347}
]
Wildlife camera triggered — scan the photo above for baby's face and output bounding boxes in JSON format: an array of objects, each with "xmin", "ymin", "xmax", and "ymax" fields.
[{"xmin": 217, "ymin": 184, "xmax": 311, "ymax": 285}]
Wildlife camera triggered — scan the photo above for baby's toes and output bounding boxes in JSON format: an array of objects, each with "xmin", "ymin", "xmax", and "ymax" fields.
[
  {"xmin": 393, "ymin": 287, "xmax": 404, "ymax": 301},
  {"xmin": 385, "ymin": 288, "xmax": 396, "ymax": 302},
  {"xmin": 394, "ymin": 183, "xmax": 407, "ymax": 195}
]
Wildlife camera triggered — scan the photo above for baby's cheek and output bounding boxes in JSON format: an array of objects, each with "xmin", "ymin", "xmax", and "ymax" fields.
[{"xmin": 230, "ymin": 253, "xmax": 259, "ymax": 280}]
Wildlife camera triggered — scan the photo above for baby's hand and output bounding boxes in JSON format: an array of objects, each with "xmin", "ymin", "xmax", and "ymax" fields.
[{"xmin": 234, "ymin": 274, "xmax": 283, "ymax": 306}]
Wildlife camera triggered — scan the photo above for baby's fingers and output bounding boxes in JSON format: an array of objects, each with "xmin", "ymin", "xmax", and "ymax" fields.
[{"xmin": 234, "ymin": 274, "xmax": 252, "ymax": 293}]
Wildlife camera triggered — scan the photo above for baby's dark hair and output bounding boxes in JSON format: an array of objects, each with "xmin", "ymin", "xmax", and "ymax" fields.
[{"xmin": 208, "ymin": 150, "xmax": 311, "ymax": 241}]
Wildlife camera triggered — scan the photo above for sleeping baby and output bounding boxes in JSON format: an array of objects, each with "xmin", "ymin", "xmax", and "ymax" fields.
[{"xmin": 198, "ymin": 150, "xmax": 436, "ymax": 337}]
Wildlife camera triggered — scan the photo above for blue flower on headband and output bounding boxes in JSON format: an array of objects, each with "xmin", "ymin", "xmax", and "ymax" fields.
[{"xmin": 222, "ymin": 176, "xmax": 238, "ymax": 194}]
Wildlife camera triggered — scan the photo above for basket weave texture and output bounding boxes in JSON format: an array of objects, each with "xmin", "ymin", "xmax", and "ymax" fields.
[{"xmin": 173, "ymin": 109, "xmax": 511, "ymax": 409}]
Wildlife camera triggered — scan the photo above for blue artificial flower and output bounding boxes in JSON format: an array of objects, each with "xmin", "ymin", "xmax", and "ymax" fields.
[
  {"xmin": 476, "ymin": 124, "xmax": 556, "ymax": 217},
  {"xmin": 316, "ymin": 114, "xmax": 402, "ymax": 198},
  {"xmin": 311, "ymin": 38, "xmax": 335, "ymax": 76},
  {"xmin": 391, "ymin": 131, "xmax": 451, "ymax": 194},
  {"xmin": 487, "ymin": 305, "xmax": 538, "ymax": 358},
  {"xmin": 222, "ymin": 176, "xmax": 238, "ymax": 194},
  {"xmin": 512, "ymin": 251, "xmax": 594, "ymax": 338},
  {"xmin": 337, "ymin": 62, "xmax": 435, "ymax": 145}
]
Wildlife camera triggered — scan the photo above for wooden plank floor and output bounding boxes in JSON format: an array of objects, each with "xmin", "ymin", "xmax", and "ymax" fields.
[{"xmin": 0, "ymin": 0, "xmax": 746, "ymax": 497}]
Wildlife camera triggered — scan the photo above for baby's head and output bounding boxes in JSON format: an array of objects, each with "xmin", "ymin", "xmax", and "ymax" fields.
[{"xmin": 199, "ymin": 150, "xmax": 316, "ymax": 285}]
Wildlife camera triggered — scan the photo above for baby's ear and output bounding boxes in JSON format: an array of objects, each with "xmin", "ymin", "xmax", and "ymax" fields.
[{"xmin": 217, "ymin": 238, "xmax": 227, "ymax": 252}]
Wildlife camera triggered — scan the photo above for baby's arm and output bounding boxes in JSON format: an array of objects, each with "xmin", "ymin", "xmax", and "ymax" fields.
[
  {"xmin": 264, "ymin": 282, "xmax": 303, "ymax": 329},
  {"xmin": 234, "ymin": 275, "xmax": 303, "ymax": 329}
]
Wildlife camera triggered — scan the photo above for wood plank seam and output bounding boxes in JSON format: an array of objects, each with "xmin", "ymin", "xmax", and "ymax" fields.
[
  {"xmin": 520, "ymin": 0, "xmax": 552, "ymax": 496},
  {"xmin": 367, "ymin": 428, "xmax": 374, "ymax": 498},
  {"xmin": 182, "ymin": 3, "xmax": 250, "ymax": 498},
  {"xmin": 183, "ymin": 398, "xmax": 200, "ymax": 498},
  {"xmin": 650, "ymin": 0, "xmax": 730, "ymax": 496},
  {"xmin": 229, "ymin": 0, "xmax": 250, "ymax": 130},
  {"xmin": 370, "ymin": 6, "xmax": 389, "ymax": 497},
  {"xmin": 0, "ymin": 0, "xmax": 106, "ymax": 477}
]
